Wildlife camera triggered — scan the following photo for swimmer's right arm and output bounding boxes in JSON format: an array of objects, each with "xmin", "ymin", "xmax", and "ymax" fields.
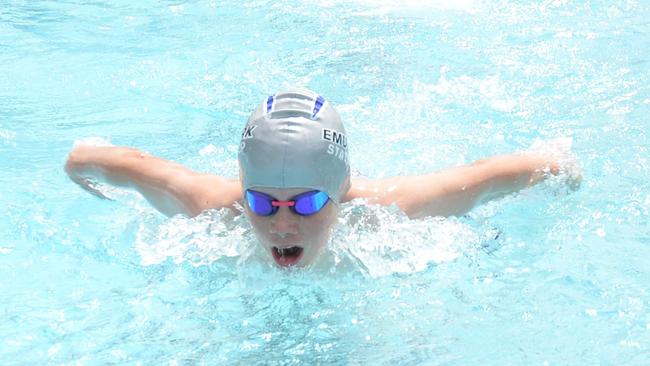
[{"xmin": 64, "ymin": 145, "xmax": 242, "ymax": 217}]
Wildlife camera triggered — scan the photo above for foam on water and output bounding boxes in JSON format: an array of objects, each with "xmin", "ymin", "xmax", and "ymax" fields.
[{"xmin": 131, "ymin": 201, "xmax": 500, "ymax": 279}]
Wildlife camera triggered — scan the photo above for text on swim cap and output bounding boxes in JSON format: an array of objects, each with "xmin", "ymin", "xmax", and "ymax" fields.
[
  {"xmin": 242, "ymin": 125, "xmax": 257, "ymax": 139},
  {"xmin": 322, "ymin": 128, "xmax": 348, "ymax": 163},
  {"xmin": 322, "ymin": 128, "xmax": 347, "ymax": 148},
  {"xmin": 327, "ymin": 144, "xmax": 348, "ymax": 162}
]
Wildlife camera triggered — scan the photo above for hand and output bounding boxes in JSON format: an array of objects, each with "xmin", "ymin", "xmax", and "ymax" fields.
[
  {"xmin": 66, "ymin": 171, "xmax": 113, "ymax": 200},
  {"xmin": 64, "ymin": 142, "xmax": 114, "ymax": 200},
  {"xmin": 529, "ymin": 137, "xmax": 582, "ymax": 190}
]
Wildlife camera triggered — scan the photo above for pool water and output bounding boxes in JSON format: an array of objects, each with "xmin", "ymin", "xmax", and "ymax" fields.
[{"xmin": 1, "ymin": 0, "xmax": 650, "ymax": 364}]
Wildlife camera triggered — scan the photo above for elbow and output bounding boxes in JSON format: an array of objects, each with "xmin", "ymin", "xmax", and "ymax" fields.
[{"xmin": 394, "ymin": 199, "xmax": 421, "ymax": 219}]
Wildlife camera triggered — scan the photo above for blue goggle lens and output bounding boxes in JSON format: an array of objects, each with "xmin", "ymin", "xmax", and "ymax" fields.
[
  {"xmin": 245, "ymin": 190, "xmax": 275, "ymax": 216},
  {"xmin": 293, "ymin": 190, "xmax": 329, "ymax": 215}
]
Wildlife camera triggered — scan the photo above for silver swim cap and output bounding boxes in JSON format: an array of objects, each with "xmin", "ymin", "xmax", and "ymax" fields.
[{"xmin": 238, "ymin": 88, "xmax": 350, "ymax": 204}]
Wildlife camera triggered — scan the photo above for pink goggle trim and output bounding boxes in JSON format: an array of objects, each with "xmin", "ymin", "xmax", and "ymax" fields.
[{"xmin": 271, "ymin": 201, "xmax": 295, "ymax": 207}]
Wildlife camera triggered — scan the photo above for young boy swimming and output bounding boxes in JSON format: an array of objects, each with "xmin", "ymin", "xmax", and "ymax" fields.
[{"xmin": 65, "ymin": 88, "xmax": 580, "ymax": 267}]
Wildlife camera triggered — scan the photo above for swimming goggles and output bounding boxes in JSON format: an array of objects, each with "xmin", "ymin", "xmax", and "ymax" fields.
[{"xmin": 245, "ymin": 190, "xmax": 329, "ymax": 217}]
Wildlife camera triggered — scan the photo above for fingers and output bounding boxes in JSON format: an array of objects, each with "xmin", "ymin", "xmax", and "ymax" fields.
[
  {"xmin": 528, "ymin": 137, "xmax": 582, "ymax": 189},
  {"xmin": 560, "ymin": 159, "xmax": 583, "ymax": 191},
  {"xmin": 65, "ymin": 157, "xmax": 114, "ymax": 200},
  {"xmin": 75, "ymin": 177, "xmax": 114, "ymax": 200}
]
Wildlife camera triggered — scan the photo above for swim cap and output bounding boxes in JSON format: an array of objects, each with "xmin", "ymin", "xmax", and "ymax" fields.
[{"xmin": 238, "ymin": 88, "xmax": 350, "ymax": 204}]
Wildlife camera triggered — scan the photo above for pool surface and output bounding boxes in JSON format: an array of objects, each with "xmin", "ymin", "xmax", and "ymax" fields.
[{"xmin": 1, "ymin": 0, "xmax": 650, "ymax": 364}]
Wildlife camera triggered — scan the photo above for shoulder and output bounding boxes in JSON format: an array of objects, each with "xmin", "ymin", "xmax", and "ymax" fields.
[
  {"xmin": 342, "ymin": 177, "xmax": 402, "ymax": 203},
  {"xmin": 343, "ymin": 177, "xmax": 374, "ymax": 202},
  {"xmin": 180, "ymin": 174, "xmax": 243, "ymax": 216},
  {"xmin": 341, "ymin": 176, "xmax": 426, "ymax": 218}
]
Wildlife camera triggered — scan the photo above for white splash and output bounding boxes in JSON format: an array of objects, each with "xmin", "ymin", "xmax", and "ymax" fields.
[
  {"xmin": 134, "ymin": 209, "xmax": 252, "ymax": 267},
  {"xmin": 419, "ymin": 73, "xmax": 518, "ymax": 112},
  {"xmin": 328, "ymin": 202, "xmax": 487, "ymax": 277},
  {"xmin": 132, "ymin": 203, "xmax": 494, "ymax": 276},
  {"xmin": 0, "ymin": 129, "xmax": 16, "ymax": 142},
  {"xmin": 73, "ymin": 136, "xmax": 113, "ymax": 148},
  {"xmin": 528, "ymin": 137, "xmax": 582, "ymax": 190}
]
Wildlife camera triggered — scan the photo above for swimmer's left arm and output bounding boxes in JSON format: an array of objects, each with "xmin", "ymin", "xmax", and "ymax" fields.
[{"xmin": 345, "ymin": 153, "xmax": 580, "ymax": 219}]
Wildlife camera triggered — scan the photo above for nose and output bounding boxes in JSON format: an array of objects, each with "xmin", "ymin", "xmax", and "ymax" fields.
[{"xmin": 270, "ymin": 207, "xmax": 299, "ymax": 236}]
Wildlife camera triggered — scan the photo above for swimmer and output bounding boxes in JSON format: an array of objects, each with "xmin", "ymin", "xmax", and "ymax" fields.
[{"xmin": 65, "ymin": 88, "xmax": 581, "ymax": 267}]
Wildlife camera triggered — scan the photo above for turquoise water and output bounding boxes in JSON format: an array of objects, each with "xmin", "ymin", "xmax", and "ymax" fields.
[{"xmin": 1, "ymin": 0, "xmax": 650, "ymax": 364}]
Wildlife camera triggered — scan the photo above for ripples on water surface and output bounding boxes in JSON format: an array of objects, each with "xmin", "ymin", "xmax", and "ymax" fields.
[{"xmin": 1, "ymin": 0, "xmax": 649, "ymax": 364}]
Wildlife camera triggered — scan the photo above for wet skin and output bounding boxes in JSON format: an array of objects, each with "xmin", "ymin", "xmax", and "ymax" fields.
[{"xmin": 243, "ymin": 187, "xmax": 340, "ymax": 267}]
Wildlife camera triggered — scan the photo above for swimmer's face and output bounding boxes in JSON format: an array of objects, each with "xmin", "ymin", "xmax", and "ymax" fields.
[{"xmin": 243, "ymin": 187, "xmax": 339, "ymax": 268}]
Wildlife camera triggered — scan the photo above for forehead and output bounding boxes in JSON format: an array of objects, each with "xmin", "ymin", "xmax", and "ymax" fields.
[{"xmin": 249, "ymin": 187, "xmax": 314, "ymax": 200}]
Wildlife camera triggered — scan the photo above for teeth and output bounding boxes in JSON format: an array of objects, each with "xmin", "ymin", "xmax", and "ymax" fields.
[{"xmin": 275, "ymin": 246, "xmax": 301, "ymax": 257}]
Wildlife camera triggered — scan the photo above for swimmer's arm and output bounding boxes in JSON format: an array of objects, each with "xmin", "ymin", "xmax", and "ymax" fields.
[
  {"xmin": 345, "ymin": 153, "xmax": 580, "ymax": 219},
  {"xmin": 64, "ymin": 145, "xmax": 242, "ymax": 217}
]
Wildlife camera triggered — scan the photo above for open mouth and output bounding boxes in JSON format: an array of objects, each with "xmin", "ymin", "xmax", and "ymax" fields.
[{"xmin": 271, "ymin": 246, "xmax": 304, "ymax": 267}]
